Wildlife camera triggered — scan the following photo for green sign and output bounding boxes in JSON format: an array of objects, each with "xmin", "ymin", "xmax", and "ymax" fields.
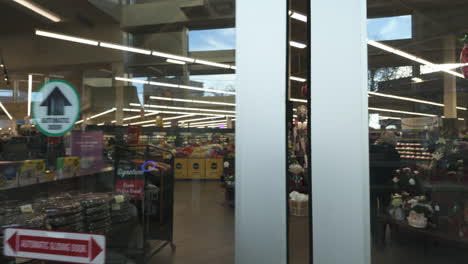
[{"xmin": 32, "ymin": 80, "xmax": 80, "ymax": 137}]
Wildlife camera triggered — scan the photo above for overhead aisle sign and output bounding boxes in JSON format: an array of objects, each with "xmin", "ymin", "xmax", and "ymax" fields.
[
  {"xmin": 3, "ymin": 228, "xmax": 105, "ymax": 264},
  {"xmin": 32, "ymin": 80, "xmax": 80, "ymax": 136}
]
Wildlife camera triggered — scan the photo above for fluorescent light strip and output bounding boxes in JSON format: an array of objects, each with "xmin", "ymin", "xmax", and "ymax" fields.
[
  {"xmin": 27, "ymin": 74, "xmax": 32, "ymax": 116},
  {"xmin": 98, "ymin": 122, "xmax": 105, "ymax": 126},
  {"xmin": 379, "ymin": 116, "xmax": 402, "ymax": 120},
  {"xmin": 35, "ymin": 30, "xmax": 237, "ymax": 70},
  {"xmin": 75, "ymin": 108, "xmax": 115, "ymax": 125},
  {"xmin": 150, "ymin": 96, "xmax": 235, "ymax": 106},
  {"xmin": 179, "ymin": 116, "xmax": 225, "ymax": 123},
  {"xmin": 116, "ymin": 77, "xmax": 236, "ymax": 95},
  {"xmin": 166, "ymin": 59, "xmax": 186, "ymax": 65},
  {"xmin": 289, "ymin": 11, "xmax": 307, "ymax": 22},
  {"xmin": 369, "ymin": 91, "xmax": 467, "ymax": 111},
  {"xmin": 123, "ymin": 108, "xmax": 231, "ymax": 117},
  {"xmin": 290, "ymin": 98, "xmax": 307, "ymax": 103},
  {"xmin": 88, "ymin": 108, "xmax": 116, "ymax": 120},
  {"xmin": 290, "ymin": 76, "xmax": 307, "ymax": 82},
  {"xmin": 99, "ymin": 42, "xmax": 151, "ymax": 55},
  {"xmin": 290, "ymin": 41, "xmax": 307, "ymax": 49},
  {"xmin": 35, "ymin": 30, "xmax": 98, "ymax": 46},
  {"xmin": 368, "ymin": 40, "xmax": 465, "ymax": 79},
  {"xmin": 14, "ymin": 0, "xmax": 61, "ymax": 22},
  {"xmin": 197, "ymin": 123, "xmax": 228, "ymax": 128},
  {"xmin": 164, "ymin": 114, "xmax": 195, "ymax": 121},
  {"xmin": 149, "ymin": 81, "xmax": 179, "ymax": 88},
  {"xmin": 194, "ymin": 59, "xmax": 231, "ymax": 69},
  {"xmin": 152, "ymin": 51, "xmax": 195, "ymax": 63},
  {"xmin": 130, "ymin": 103, "xmax": 236, "ymax": 114},
  {"xmin": 134, "ymin": 114, "xmax": 195, "ymax": 126},
  {"xmin": 369, "ymin": 107, "xmax": 437, "ymax": 117},
  {"xmin": 0, "ymin": 102, "xmax": 13, "ymax": 120},
  {"xmin": 115, "ymin": 77, "xmax": 148, "ymax": 85},
  {"xmin": 188, "ymin": 120, "xmax": 228, "ymax": 126}
]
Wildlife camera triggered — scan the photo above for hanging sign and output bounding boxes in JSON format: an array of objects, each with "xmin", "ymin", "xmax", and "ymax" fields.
[
  {"xmin": 3, "ymin": 228, "xmax": 105, "ymax": 264},
  {"xmin": 32, "ymin": 80, "xmax": 80, "ymax": 137}
]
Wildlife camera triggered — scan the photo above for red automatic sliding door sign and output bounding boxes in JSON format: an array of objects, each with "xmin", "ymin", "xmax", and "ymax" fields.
[{"xmin": 3, "ymin": 228, "xmax": 105, "ymax": 264}]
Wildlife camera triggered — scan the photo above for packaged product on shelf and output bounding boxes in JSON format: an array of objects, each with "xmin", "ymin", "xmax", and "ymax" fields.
[
  {"xmin": 43, "ymin": 200, "xmax": 84, "ymax": 232},
  {"xmin": 76, "ymin": 193, "xmax": 112, "ymax": 234},
  {"xmin": 0, "ymin": 201, "xmax": 21, "ymax": 217},
  {"xmin": 0, "ymin": 162, "xmax": 20, "ymax": 190},
  {"xmin": 109, "ymin": 193, "xmax": 132, "ymax": 224},
  {"xmin": 18, "ymin": 160, "xmax": 47, "ymax": 186},
  {"xmin": 56, "ymin": 156, "xmax": 81, "ymax": 179}
]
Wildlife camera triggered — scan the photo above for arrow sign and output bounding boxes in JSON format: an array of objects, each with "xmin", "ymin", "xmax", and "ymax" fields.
[
  {"xmin": 32, "ymin": 80, "xmax": 80, "ymax": 137},
  {"xmin": 4, "ymin": 228, "xmax": 105, "ymax": 264},
  {"xmin": 40, "ymin": 86, "xmax": 72, "ymax": 116}
]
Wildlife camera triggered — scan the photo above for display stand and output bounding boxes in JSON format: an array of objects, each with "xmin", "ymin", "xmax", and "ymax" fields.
[{"xmin": 113, "ymin": 144, "xmax": 176, "ymax": 263}]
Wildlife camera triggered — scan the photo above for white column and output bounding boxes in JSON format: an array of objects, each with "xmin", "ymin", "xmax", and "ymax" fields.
[
  {"xmin": 310, "ymin": 0, "xmax": 370, "ymax": 264},
  {"xmin": 443, "ymin": 35, "xmax": 457, "ymax": 119},
  {"xmin": 236, "ymin": 0, "xmax": 287, "ymax": 263},
  {"xmin": 113, "ymin": 63, "xmax": 124, "ymax": 125}
]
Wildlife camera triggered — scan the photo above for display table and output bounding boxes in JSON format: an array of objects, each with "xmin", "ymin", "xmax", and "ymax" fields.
[{"xmin": 378, "ymin": 216, "xmax": 468, "ymax": 250}]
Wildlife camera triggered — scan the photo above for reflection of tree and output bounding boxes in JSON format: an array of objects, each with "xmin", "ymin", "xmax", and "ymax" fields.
[
  {"xmin": 205, "ymin": 84, "xmax": 235, "ymax": 97},
  {"xmin": 368, "ymin": 66, "xmax": 412, "ymax": 91}
]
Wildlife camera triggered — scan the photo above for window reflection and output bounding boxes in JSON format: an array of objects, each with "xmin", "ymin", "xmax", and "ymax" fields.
[{"xmin": 369, "ymin": 1, "xmax": 468, "ymax": 263}]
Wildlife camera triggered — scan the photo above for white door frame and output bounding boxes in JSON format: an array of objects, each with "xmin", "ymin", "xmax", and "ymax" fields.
[
  {"xmin": 310, "ymin": 0, "xmax": 370, "ymax": 263},
  {"xmin": 236, "ymin": 0, "xmax": 369, "ymax": 263},
  {"xmin": 235, "ymin": 0, "xmax": 288, "ymax": 263}
]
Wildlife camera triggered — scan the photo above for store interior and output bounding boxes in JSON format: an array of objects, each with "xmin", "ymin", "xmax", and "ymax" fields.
[
  {"xmin": 0, "ymin": 1, "xmax": 239, "ymax": 263},
  {"xmin": 368, "ymin": 0, "xmax": 468, "ymax": 263},
  {"xmin": 1, "ymin": 0, "xmax": 467, "ymax": 264}
]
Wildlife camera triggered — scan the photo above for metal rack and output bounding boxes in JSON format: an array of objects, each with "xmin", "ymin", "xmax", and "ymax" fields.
[{"xmin": 113, "ymin": 144, "xmax": 176, "ymax": 263}]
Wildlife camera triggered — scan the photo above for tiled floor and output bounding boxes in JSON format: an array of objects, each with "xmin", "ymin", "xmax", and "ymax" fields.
[
  {"xmin": 149, "ymin": 181, "xmax": 234, "ymax": 264},
  {"xmin": 149, "ymin": 182, "xmax": 468, "ymax": 264},
  {"xmin": 148, "ymin": 181, "xmax": 311, "ymax": 264}
]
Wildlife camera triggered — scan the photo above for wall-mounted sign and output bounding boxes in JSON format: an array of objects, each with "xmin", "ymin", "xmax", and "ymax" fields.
[
  {"xmin": 32, "ymin": 80, "xmax": 80, "ymax": 137},
  {"xmin": 3, "ymin": 228, "xmax": 105, "ymax": 264}
]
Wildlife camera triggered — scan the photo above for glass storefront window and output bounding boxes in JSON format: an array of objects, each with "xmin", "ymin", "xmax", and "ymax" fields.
[
  {"xmin": 0, "ymin": 1, "xmax": 236, "ymax": 263},
  {"xmin": 287, "ymin": 0, "xmax": 310, "ymax": 263},
  {"xmin": 368, "ymin": 1, "xmax": 468, "ymax": 263}
]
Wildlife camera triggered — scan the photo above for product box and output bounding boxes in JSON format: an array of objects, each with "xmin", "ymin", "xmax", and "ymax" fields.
[
  {"xmin": 188, "ymin": 158, "xmax": 205, "ymax": 180},
  {"xmin": 174, "ymin": 158, "xmax": 189, "ymax": 179},
  {"xmin": 56, "ymin": 157, "xmax": 81, "ymax": 179},
  {"xmin": 0, "ymin": 162, "xmax": 20, "ymax": 190},
  {"xmin": 205, "ymin": 158, "xmax": 223, "ymax": 179},
  {"xmin": 19, "ymin": 160, "xmax": 47, "ymax": 186}
]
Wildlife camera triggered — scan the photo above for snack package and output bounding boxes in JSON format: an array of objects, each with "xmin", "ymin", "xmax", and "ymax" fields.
[
  {"xmin": 0, "ymin": 162, "xmax": 19, "ymax": 190},
  {"xmin": 19, "ymin": 160, "xmax": 47, "ymax": 186},
  {"xmin": 56, "ymin": 157, "xmax": 81, "ymax": 179}
]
